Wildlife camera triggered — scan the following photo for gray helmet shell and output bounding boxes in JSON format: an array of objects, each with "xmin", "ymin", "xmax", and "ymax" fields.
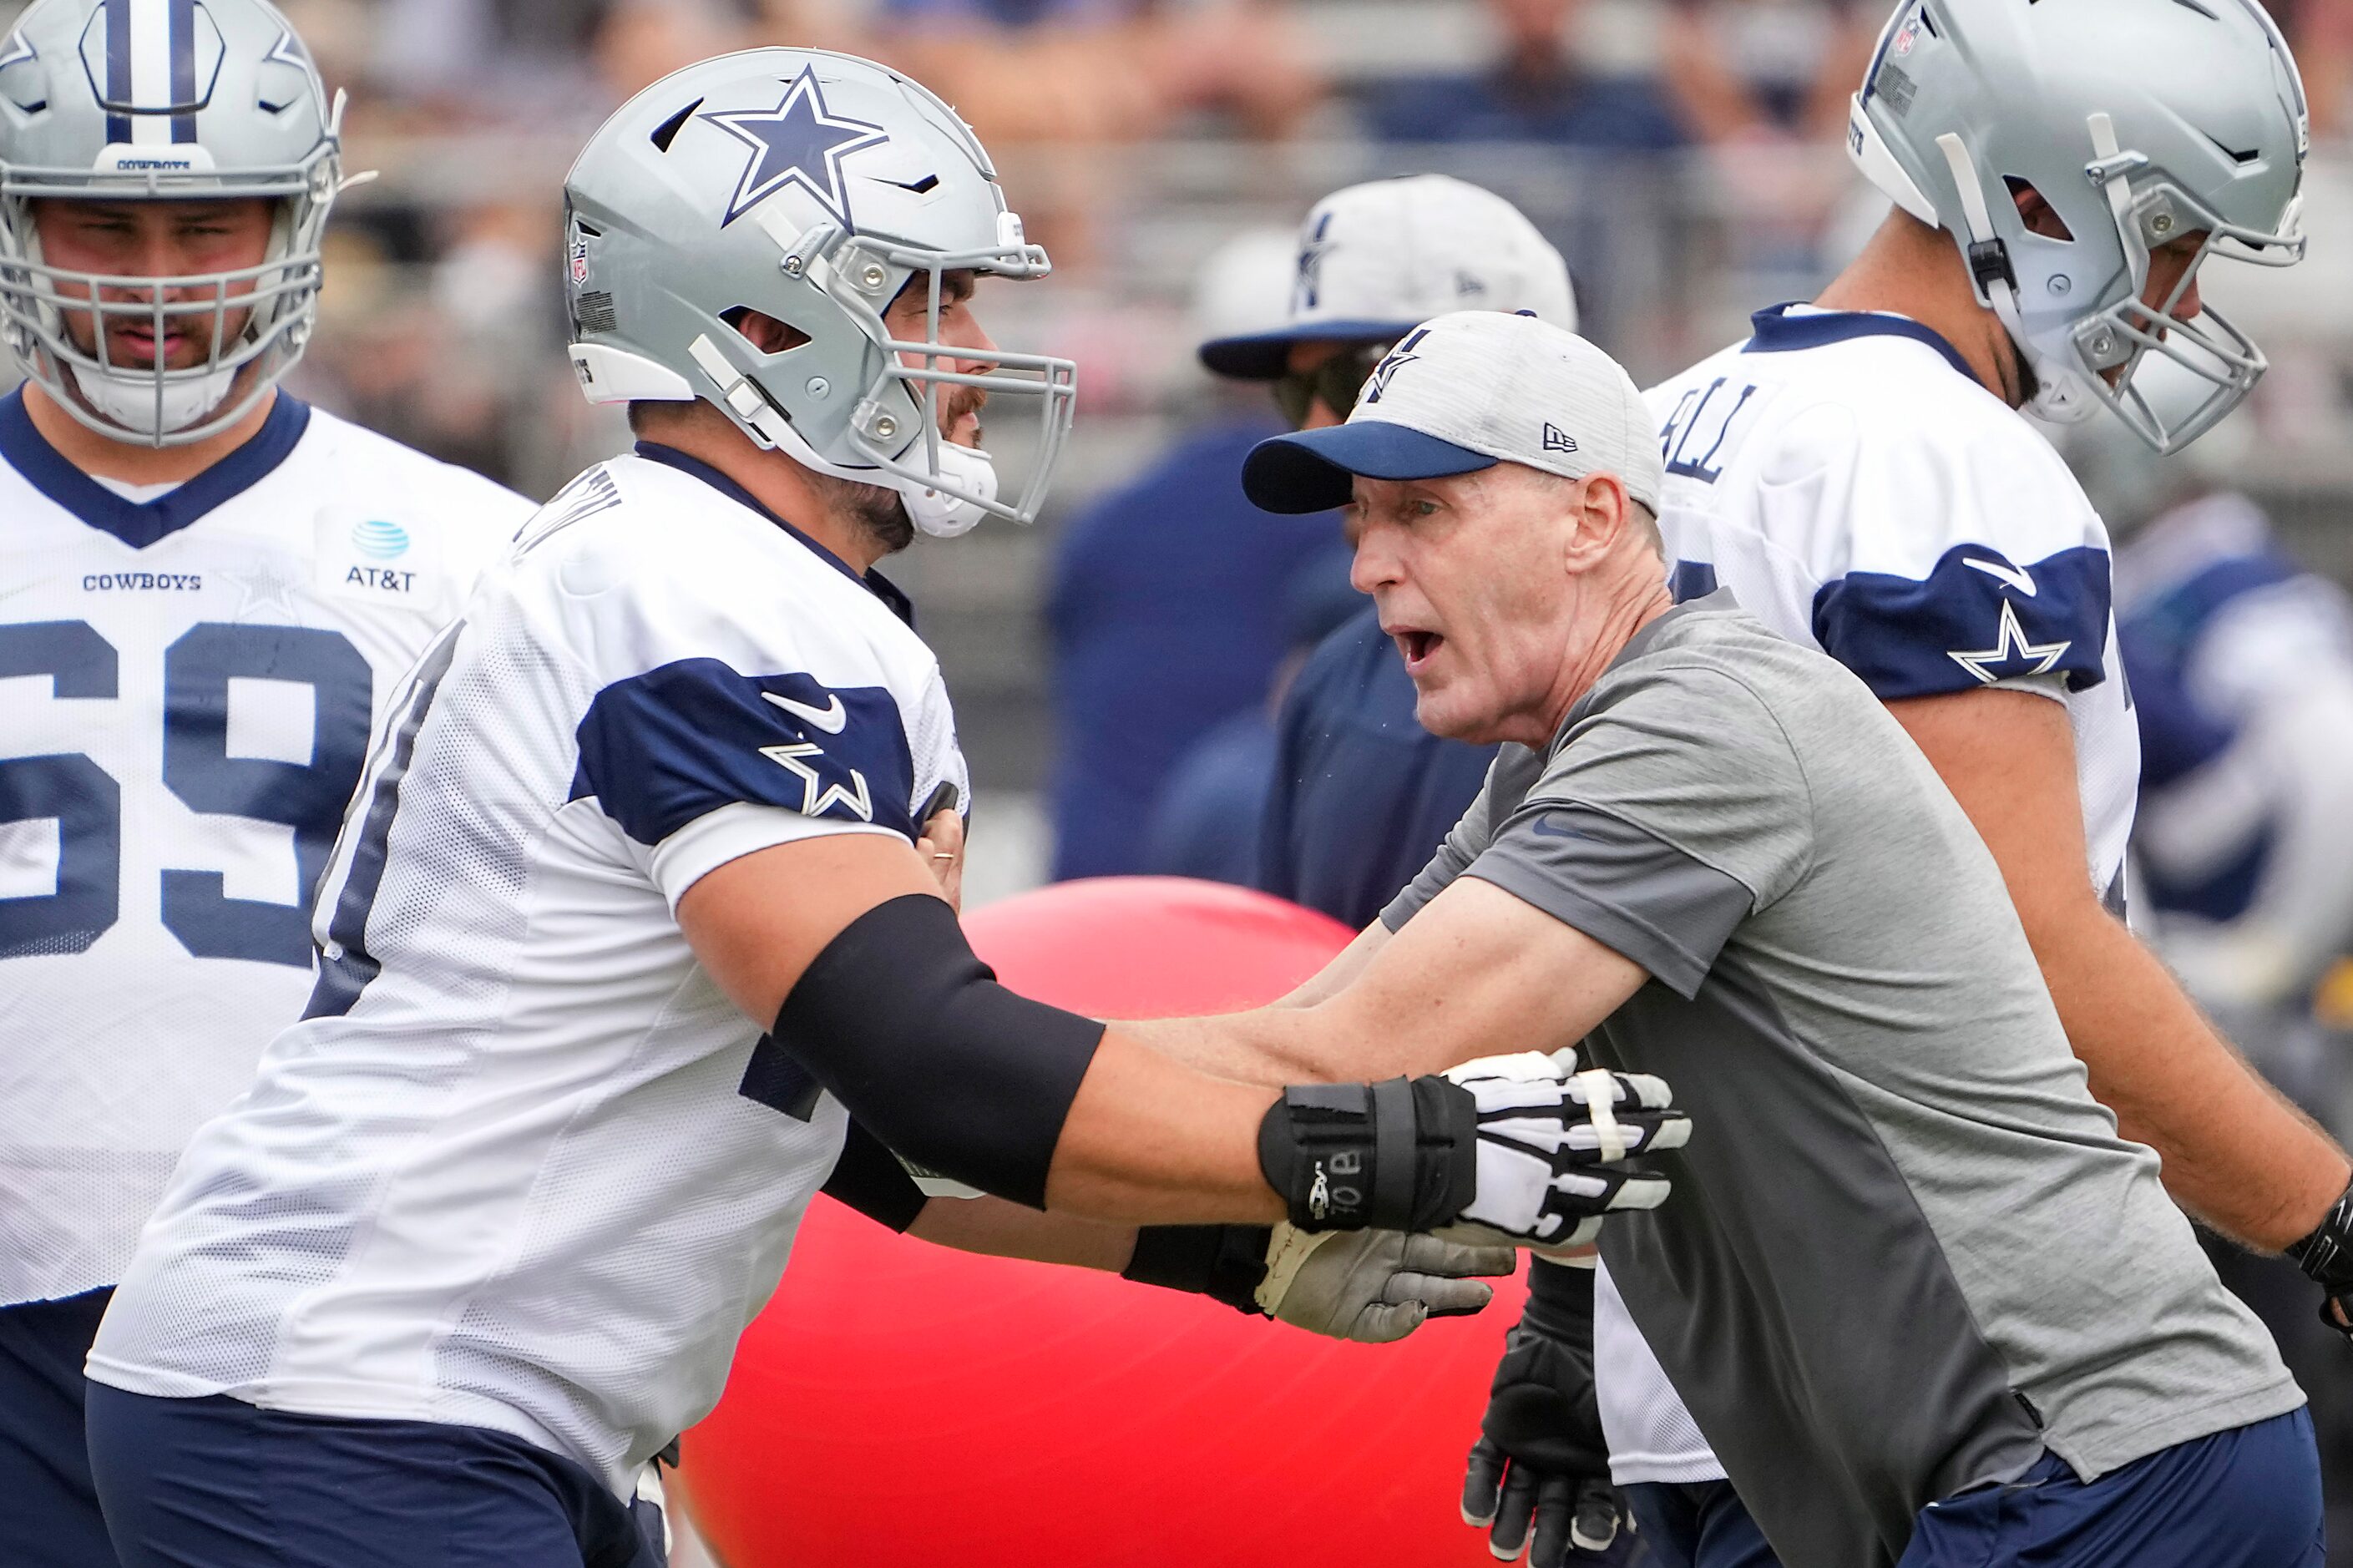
[
  {"xmin": 0, "ymin": 0, "xmax": 340, "ymax": 446},
  {"xmin": 564, "ymin": 48, "xmax": 1076, "ymax": 535},
  {"xmin": 1847, "ymin": 0, "xmax": 2306, "ymax": 452}
]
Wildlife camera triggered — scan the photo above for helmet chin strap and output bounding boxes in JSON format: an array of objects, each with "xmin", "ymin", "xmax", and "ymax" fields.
[
  {"xmin": 68, "ymin": 361, "xmax": 239, "ymax": 443},
  {"xmin": 1932, "ymin": 130, "xmax": 2097, "ymax": 425},
  {"xmin": 901, "ymin": 443, "xmax": 994, "ymax": 539},
  {"xmin": 687, "ymin": 332, "xmax": 995, "ymax": 539}
]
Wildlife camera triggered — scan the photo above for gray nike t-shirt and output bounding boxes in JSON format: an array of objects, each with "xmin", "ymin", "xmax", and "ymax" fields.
[{"xmin": 1384, "ymin": 591, "xmax": 2300, "ymax": 1568}]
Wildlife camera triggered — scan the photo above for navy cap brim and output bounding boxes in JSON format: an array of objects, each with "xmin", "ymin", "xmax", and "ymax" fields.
[
  {"xmin": 1197, "ymin": 318, "xmax": 1425, "ymax": 380},
  {"xmin": 1241, "ymin": 422, "xmax": 1496, "ymax": 513}
]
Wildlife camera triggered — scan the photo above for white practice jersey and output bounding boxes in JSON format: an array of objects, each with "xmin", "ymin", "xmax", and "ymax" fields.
[
  {"xmin": 1596, "ymin": 306, "xmax": 2142, "ymax": 1487},
  {"xmin": 0, "ymin": 390, "xmax": 526, "ymax": 1305},
  {"xmin": 91, "ymin": 447, "xmax": 969, "ymax": 1495}
]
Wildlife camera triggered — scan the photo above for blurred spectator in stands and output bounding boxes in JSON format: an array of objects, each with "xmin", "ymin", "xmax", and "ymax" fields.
[
  {"xmin": 1197, "ymin": 176, "xmax": 1575, "ymax": 931},
  {"xmin": 866, "ymin": 0, "xmax": 1322, "ymax": 144},
  {"xmin": 2269, "ymin": 0, "xmax": 2350, "ymax": 137},
  {"xmin": 1143, "ymin": 558, "xmax": 1359, "ymax": 884},
  {"xmin": 1657, "ymin": 0, "xmax": 1877, "ymax": 146},
  {"xmin": 367, "ymin": 0, "xmax": 746, "ymax": 124},
  {"xmin": 1363, "ymin": 0, "xmax": 1687, "ymax": 150},
  {"xmin": 1045, "ymin": 230, "xmax": 1344, "ymax": 882}
]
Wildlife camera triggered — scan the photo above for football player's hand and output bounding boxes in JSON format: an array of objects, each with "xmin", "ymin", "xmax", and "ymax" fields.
[
  {"xmin": 915, "ymin": 805, "xmax": 964, "ymax": 913},
  {"xmin": 1254, "ymin": 1225, "xmax": 1516, "ymax": 1343},
  {"xmin": 1462, "ymin": 1259, "xmax": 1627, "ymax": 1565},
  {"xmin": 1442, "ymin": 1053, "xmax": 1688, "ymax": 1250}
]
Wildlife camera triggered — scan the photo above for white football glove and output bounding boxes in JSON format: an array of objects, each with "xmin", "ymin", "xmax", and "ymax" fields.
[
  {"xmin": 1439, "ymin": 1051, "xmax": 1688, "ymax": 1252},
  {"xmin": 1254, "ymin": 1225, "xmax": 1518, "ymax": 1344}
]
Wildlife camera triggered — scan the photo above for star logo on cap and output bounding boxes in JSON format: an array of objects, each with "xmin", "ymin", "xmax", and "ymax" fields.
[
  {"xmin": 1294, "ymin": 212, "xmax": 1336, "ymax": 311},
  {"xmin": 702, "ymin": 65, "xmax": 888, "ymax": 229},
  {"xmin": 1360, "ymin": 326, "xmax": 1428, "ymax": 406},
  {"xmin": 1947, "ymin": 599, "xmax": 2071, "ymax": 685}
]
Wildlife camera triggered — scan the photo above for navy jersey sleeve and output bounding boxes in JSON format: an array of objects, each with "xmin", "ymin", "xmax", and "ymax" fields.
[
  {"xmin": 1810, "ymin": 543, "xmax": 2113, "ymax": 701},
  {"xmin": 570, "ymin": 660, "xmax": 918, "ymax": 845}
]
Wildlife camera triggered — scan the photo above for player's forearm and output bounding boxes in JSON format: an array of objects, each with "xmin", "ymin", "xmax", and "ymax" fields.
[
  {"xmin": 2030, "ymin": 896, "xmax": 2349, "ymax": 1250},
  {"xmin": 907, "ymin": 1193, "xmax": 1139, "ymax": 1272},
  {"xmin": 1043, "ymin": 1032, "xmax": 1288, "ymax": 1225},
  {"xmin": 1117, "ymin": 1011, "xmax": 1367, "ymax": 1088}
]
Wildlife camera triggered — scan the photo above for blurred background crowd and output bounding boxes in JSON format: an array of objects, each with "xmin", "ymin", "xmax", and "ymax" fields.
[{"xmin": 23, "ymin": 0, "xmax": 2353, "ymax": 1537}]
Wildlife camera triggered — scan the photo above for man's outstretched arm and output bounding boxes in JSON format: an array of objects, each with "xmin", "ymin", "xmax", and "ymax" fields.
[
  {"xmin": 1888, "ymin": 686, "xmax": 2351, "ymax": 1251},
  {"xmin": 676, "ymin": 832, "xmax": 1677, "ymax": 1243},
  {"xmin": 1117, "ymin": 877, "xmax": 1646, "ymax": 1089}
]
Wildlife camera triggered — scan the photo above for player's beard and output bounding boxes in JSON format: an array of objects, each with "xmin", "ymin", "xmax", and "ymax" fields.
[
  {"xmin": 809, "ymin": 469, "xmax": 915, "ymax": 558},
  {"xmin": 816, "ymin": 383, "xmax": 989, "ymax": 559}
]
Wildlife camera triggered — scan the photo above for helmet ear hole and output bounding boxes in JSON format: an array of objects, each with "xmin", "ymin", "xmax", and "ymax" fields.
[
  {"xmin": 2006, "ymin": 179, "xmax": 2075, "ymax": 242},
  {"xmin": 720, "ymin": 305, "xmax": 808, "ymax": 357}
]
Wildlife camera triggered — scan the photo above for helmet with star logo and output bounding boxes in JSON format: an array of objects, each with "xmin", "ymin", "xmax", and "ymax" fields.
[
  {"xmin": 0, "ymin": 0, "xmax": 344, "ymax": 447},
  {"xmin": 563, "ymin": 48, "xmax": 1076, "ymax": 538}
]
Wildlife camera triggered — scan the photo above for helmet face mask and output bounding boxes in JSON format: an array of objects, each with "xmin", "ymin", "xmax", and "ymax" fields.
[
  {"xmin": 0, "ymin": 0, "xmax": 342, "ymax": 448},
  {"xmin": 822, "ymin": 234, "xmax": 1074, "ymax": 537},
  {"xmin": 2063, "ymin": 166, "xmax": 2302, "ymax": 453},
  {"xmin": 565, "ymin": 51, "xmax": 1078, "ymax": 538},
  {"xmin": 1845, "ymin": 0, "xmax": 2308, "ymax": 454}
]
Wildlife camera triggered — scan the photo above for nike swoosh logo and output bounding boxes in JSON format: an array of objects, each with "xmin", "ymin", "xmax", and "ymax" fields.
[
  {"xmin": 1529, "ymin": 813, "xmax": 1596, "ymax": 842},
  {"xmin": 1962, "ymin": 557, "xmax": 2037, "ymax": 597},
  {"xmin": 762, "ymin": 689, "xmax": 848, "ymax": 733}
]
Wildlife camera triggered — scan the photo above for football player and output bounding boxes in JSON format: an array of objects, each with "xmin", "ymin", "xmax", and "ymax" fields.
[
  {"xmin": 1460, "ymin": 3, "xmax": 2353, "ymax": 1565},
  {"xmin": 77, "ymin": 50, "xmax": 1674, "ymax": 1567},
  {"xmin": 0, "ymin": 2, "xmax": 531, "ymax": 1565}
]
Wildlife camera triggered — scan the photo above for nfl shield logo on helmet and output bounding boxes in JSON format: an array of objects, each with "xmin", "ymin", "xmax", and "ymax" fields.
[
  {"xmin": 1892, "ymin": 17, "xmax": 1918, "ymax": 55},
  {"xmin": 569, "ymin": 236, "xmax": 590, "ymax": 286}
]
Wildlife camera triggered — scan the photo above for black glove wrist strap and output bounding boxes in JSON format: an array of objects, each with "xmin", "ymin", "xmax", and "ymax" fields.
[
  {"xmin": 1256, "ymin": 1076, "xmax": 1477, "ymax": 1232},
  {"xmin": 1122, "ymin": 1225, "xmax": 1270, "ymax": 1316}
]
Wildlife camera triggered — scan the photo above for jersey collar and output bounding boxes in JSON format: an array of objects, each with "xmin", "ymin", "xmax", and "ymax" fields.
[
  {"xmin": 632, "ymin": 442, "xmax": 914, "ymax": 626},
  {"xmin": 0, "ymin": 387, "xmax": 311, "ymax": 550},
  {"xmin": 1742, "ymin": 303, "xmax": 1981, "ymax": 387}
]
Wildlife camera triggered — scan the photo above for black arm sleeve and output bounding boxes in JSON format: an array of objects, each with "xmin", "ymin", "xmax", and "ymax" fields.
[
  {"xmin": 1121, "ymin": 1225, "xmax": 1272, "ymax": 1315},
  {"xmin": 819, "ymin": 1117, "xmax": 930, "ymax": 1232},
  {"xmin": 749, "ymin": 893, "xmax": 1105, "ymax": 1211}
]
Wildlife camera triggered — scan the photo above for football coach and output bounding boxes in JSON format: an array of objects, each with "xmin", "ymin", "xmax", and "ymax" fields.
[{"xmin": 1156, "ymin": 310, "xmax": 2324, "ymax": 1567}]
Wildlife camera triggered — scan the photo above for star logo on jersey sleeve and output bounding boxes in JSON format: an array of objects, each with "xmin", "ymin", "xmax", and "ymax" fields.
[
  {"xmin": 1947, "ymin": 599, "xmax": 2072, "ymax": 685},
  {"xmin": 701, "ymin": 66, "xmax": 888, "ymax": 229},
  {"xmin": 760, "ymin": 741, "xmax": 875, "ymax": 822}
]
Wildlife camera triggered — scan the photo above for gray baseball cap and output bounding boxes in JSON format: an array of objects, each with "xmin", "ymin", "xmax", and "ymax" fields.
[
  {"xmin": 1241, "ymin": 311, "xmax": 1664, "ymax": 515},
  {"xmin": 1199, "ymin": 175, "xmax": 1576, "ymax": 380}
]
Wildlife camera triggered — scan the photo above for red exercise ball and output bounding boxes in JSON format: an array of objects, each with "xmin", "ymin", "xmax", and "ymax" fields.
[{"xmin": 675, "ymin": 878, "xmax": 1528, "ymax": 1568}]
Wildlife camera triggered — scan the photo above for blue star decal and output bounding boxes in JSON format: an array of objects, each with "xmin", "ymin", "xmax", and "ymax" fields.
[
  {"xmin": 1360, "ymin": 326, "xmax": 1429, "ymax": 406},
  {"xmin": 1295, "ymin": 212, "xmax": 1336, "ymax": 311},
  {"xmin": 701, "ymin": 66, "xmax": 888, "ymax": 229}
]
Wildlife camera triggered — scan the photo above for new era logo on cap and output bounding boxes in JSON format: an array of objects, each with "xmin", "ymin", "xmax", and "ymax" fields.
[{"xmin": 1542, "ymin": 423, "xmax": 1578, "ymax": 454}]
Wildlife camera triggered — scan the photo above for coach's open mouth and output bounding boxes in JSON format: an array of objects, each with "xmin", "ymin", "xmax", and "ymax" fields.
[{"xmin": 1391, "ymin": 626, "xmax": 1443, "ymax": 673}]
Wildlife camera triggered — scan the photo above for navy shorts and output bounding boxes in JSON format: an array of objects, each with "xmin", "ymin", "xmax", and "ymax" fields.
[
  {"xmin": 1623, "ymin": 1479, "xmax": 1782, "ymax": 1568},
  {"xmin": 0, "ymin": 1287, "xmax": 120, "ymax": 1568},
  {"xmin": 1898, "ymin": 1409, "xmax": 2325, "ymax": 1568},
  {"xmin": 87, "ymin": 1384, "xmax": 667, "ymax": 1568}
]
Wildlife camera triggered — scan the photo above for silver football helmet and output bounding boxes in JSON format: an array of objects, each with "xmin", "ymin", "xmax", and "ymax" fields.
[
  {"xmin": 0, "ymin": 0, "xmax": 342, "ymax": 446},
  {"xmin": 564, "ymin": 48, "xmax": 1077, "ymax": 538},
  {"xmin": 1847, "ymin": 0, "xmax": 2307, "ymax": 453}
]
